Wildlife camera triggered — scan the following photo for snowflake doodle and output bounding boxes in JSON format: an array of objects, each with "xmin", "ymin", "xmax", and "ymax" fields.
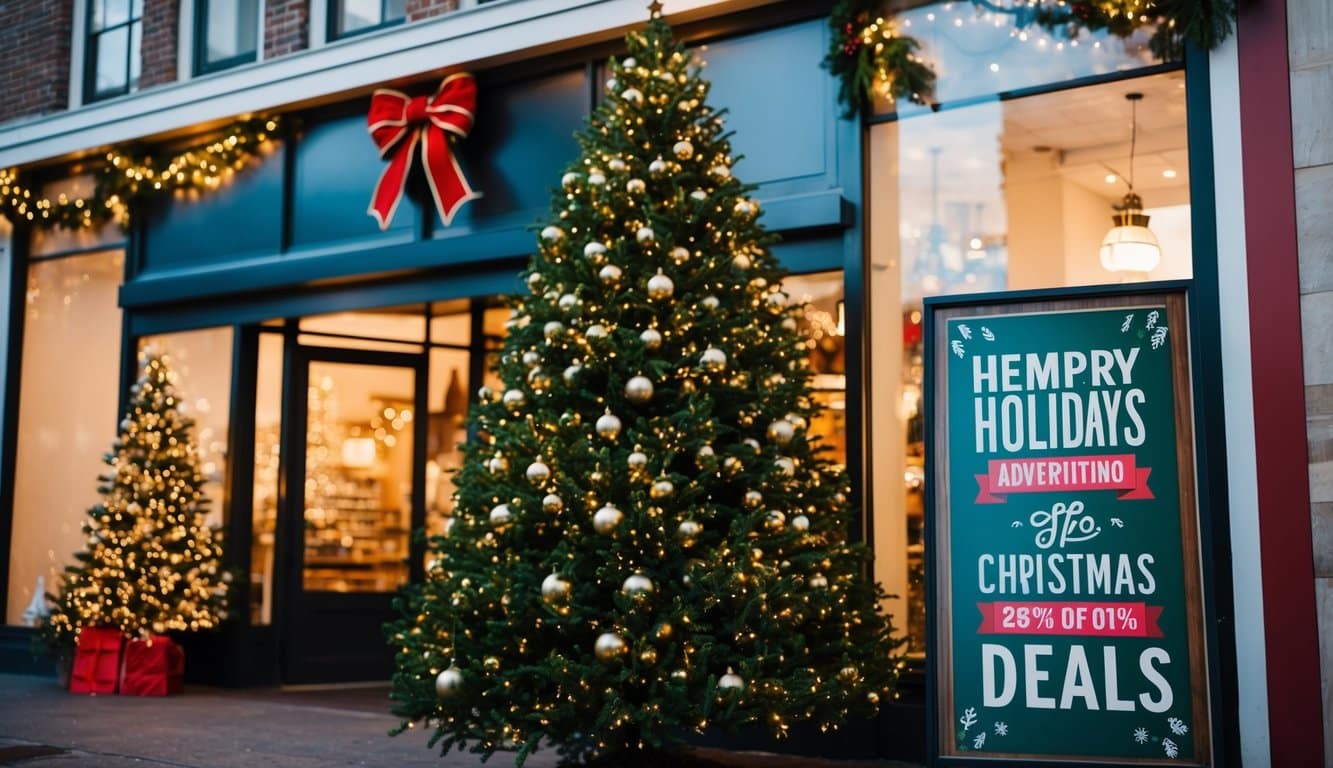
[
  {"xmin": 951, "ymin": 340, "xmax": 965, "ymax": 358},
  {"xmin": 994, "ymin": 722, "xmax": 1008, "ymax": 737},
  {"xmin": 1134, "ymin": 727, "xmax": 1149, "ymax": 744},
  {"xmin": 1121, "ymin": 313, "xmax": 1135, "ymax": 332},
  {"xmin": 959, "ymin": 707, "xmax": 978, "ymax": 733},
  {"xmin": 1163, "ymin": 737, "xmax": 1179, "ymax": 758},
  {"xmin": 1111, "ymin": 518, "xmax": 1124, "ymax": 528},
  {"xmin": 1151, "ymin": 326, "xmax": 1169, "ymax": 349},
  {"xmin": 981, "ymin": 327, "xmax": 995, "ymax": 341},
  {"xmin": 973, "ymin": 732, "xmax": 986, "ymax": 750},
  {"xmin": 957, "ymin": 324, "xmax": 973, "ymax": 340},
  {"xmin": 1146, "ymin": 310, "xmax": 1160, "ymax": 330},
  {"xmin": 1168, "ymin": 717, "xmax": 1189, "ymax": 736}
]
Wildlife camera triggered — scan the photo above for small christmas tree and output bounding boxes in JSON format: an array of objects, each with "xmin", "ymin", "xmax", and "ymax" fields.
[
  {"xmin": 44, "ymin": 354, "xmax": 229, "ymax": 646},
  {"xmin": 388, "ymin": 10, "xmax": 900, "ymax": 766}
]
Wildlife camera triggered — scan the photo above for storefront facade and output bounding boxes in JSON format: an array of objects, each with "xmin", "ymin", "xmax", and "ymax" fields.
[{"xmin": 0, "ymin": 0, "xmax": 1326, "ymax": 763}]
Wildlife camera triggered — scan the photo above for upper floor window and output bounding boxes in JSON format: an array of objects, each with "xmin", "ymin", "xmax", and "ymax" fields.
[
  {"xmin": 332, "ymin": 0, "xmax": 406, "ymax": 39},
  {"xmin": 86, "ymin": 0, "xmax": 142, "ymax": 102},
  {"xmin": 197, "ymin": 0, "xmax": 260, "ymax": 74}
]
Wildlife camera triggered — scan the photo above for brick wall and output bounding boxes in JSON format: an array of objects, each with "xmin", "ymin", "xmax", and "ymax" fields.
[
  {"xmin": 0, "ymin": 0, "xmax": 72, "ymax": 123},
  {"xmin": 265, "ymin": 0, "xmax": 309, "ymax": 59},
  {"xmin": 140, "ymin": 0, "xmax": 179, "ymax": 88},
  {"xmin": 406, "ymin": 0, "xmax": 460, "ymax": 22},
  {"xmin": 1287, "ymin": 0, "xmax": 1333, "ymax": 763}
]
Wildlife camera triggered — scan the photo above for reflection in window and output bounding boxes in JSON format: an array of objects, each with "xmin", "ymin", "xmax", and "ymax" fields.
[
  {"xmin": 7, "ymin": 251, "xmax": 124, "ymax": 624},
  {"xmin": 783, "ymin": 271, "xmax": 847, "ymax": 468},
  {"xmin": 251, "ymin": 332, "xmax": 283, "ymax": 624},
  {"xmin": 869, "ymin": 70, "xmax": 1191, "ymax": 655},
  {"xmin": 332, "ymin": 0, "xmax": 407, "ymax": 38},
  {"xmin": 136, "ymin": 328, "xmax": 235, "ymax": 530}
]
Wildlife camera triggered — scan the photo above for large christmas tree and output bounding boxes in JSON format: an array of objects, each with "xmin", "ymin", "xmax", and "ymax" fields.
[
  {"xmin": 388, "ymin": 10, "xmax": 900, "ymax": 765},
  {"xmin": 44, "ymin": 354, "xmax": 229, "ymax": 645}
]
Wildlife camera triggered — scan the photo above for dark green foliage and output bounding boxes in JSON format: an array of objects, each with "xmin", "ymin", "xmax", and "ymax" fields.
[
  {"xmin": 823, "ymin": 0, "xmax": 935, "ymax": 118},
  {"xmin": 387, "ymin": 14, "xmax": 902, "ymax": 767}
]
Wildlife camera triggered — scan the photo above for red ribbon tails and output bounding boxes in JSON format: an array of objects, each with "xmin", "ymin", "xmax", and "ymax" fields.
[{"xmin": 367, "ymin": 73, "xmax": 481, "ymax": 230}]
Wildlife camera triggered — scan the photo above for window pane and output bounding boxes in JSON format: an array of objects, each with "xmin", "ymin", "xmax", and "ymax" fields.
[
  {"xmin": 385, "ymin": 0, "xmax": 407, "ymax": 22},
  {"xmin": 782, "ymin": 271, "xmax": 847, "ymax": 468},
  {"xmin": 129, "ymin": 21, "xmax": 141, "ymax": 90},
  {"xmin": 866, "ymin": 71, "xmax": 1190, "ymax": 656},
  {"xmin": 300, "ymin": 308, "xmax": 426, "ymax": 343},
  {"xmin": 136, "ymin": 328, "xmax": 234, "ymax": 530},
  {"xmin": 427, "ymin": 347, "xmax": 469, "ymax": 541},
  {"xmin": 252, "ymin": 333, "xmax": 284, "ymax": 625},
  {"xmin": 6, "ymin": 251, "xmax": 124, "ymax": 625},
  {"xmin": 205, "ymin": 0, "xmax": 259, "ymax": 65},
  {"xmin": 93, "ymin": 26, "xmax": 129, "ymax": 96},
  {"xmin": 102, "ymin": 0, "xmax": 129, "ymax": 28},
  {"xmin": 338, "ymin": 0, "xmax": 382, "ymax": 34},
  {"xmin": 131, "ymin": 0, "xmax": 143, "ymax": 19}
]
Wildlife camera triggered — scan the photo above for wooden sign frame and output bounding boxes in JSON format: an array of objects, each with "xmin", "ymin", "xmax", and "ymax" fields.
[{"xmin": 924, "ymin": 283, "xmax": 1213, "ymax": 766}]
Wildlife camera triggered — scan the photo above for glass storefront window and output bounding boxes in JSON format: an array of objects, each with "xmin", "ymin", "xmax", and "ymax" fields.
[
  {"xmin": 7, "ymin": 250, "xmax": 123, "ymax": 624},
  {"xmin": 783, "ymin": 271, "xmax": 848, "ymax": 468},
  {"xmin": 252, "ymin": 332, "xmax": 283, "ymax": 624},
  {"xmin": 869, "ymin": 69, "xmax": 1191, "ymax": 655}
]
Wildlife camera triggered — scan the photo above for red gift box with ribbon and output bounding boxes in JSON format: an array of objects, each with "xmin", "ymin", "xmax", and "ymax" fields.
[
  {"xmin": 69, "ymin": 626, "xmax": 123, "ymax": 694},
  {"xmin": 119, "ymin": 634, "xmax": 185, "ymax": 696}
]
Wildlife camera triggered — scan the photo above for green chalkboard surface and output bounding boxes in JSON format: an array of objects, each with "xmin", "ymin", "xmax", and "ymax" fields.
[{"xmin": 930, "ymin": 292, "xmax": 1209, "ymax": 765}]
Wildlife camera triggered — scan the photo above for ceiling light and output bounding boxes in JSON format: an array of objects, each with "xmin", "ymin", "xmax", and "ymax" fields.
[
  {"xmin": 1104, "ymin": 174, "xmax": 1118, "ymax": 184},
  {"xmin": 1162, "ymin": 168, "xmax": 1177, "ymax": 179},
  {"xmin": 1100, "ymin": 93, "xmax": 1161, "ymax": 276}
]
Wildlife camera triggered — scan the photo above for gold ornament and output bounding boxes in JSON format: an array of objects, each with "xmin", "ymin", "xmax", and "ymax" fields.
[
  {"xmin": 435, "ymin": 665, "xmax": 464, "ymax": 697},
  {"xmin": 625, "ymin": 375, "xmax": 654, "ymax": 404},
  {"xmin": 838, "ymin": 665, "xmax": 859, "ymax": 682},
  {"xmin": 673, "ymin": 140, "xmax": 694, "ymax": 159},
  {"xmin": 700, "ymin": 347, "xmax": 727, "ymax": 371},
  {"xmin": 808, "ymin": 573, "xmax": 829, "ymax": 589},
  {"xmin": 621, "ymin": 573, "xmax": 655, "ymax": 598},
  {"xmin": 651, "ymin": 478, "xmax": 674, "ymax": 499},
  {"xmin": 655, "ymin": 622, "xmax": 674, "ymax": 640},
  {"xmin": 639, "ymin": 648, "xmax": 659, "ymax": 666},
  {"xmin": 490, "ymin": 504, "xmax": 514, "ymax": 528},
  {"xmin": 483, "ymin": 656, "xmax": 501, "ymax": 672},
  {"xmin": 867, "ymin": 691, "xmax": 881, "ymax": 705},
  {"xmin": 743, "ymin": 490, "xmax": 762, "ymax": 508},
  {"xmin": 647, "ymin": 271, "xmax": 674, "ymax": 301},
  {"xmin": 786, "ymin": 412, "xmax": 809, "ymax": 430},
  {"xmin": 541, "ymin": 572, "xmax": 572, "ymax": 604},
  {"xmin": 640, "ymin": 328, "xmax": 663, "ymax": 350},
  {"xmin": 599, "ymin": 264, "xmax": 623, "ymax": 285},
  {"xmin": 527, "ymin": 368, "xmax": 551, "ymax": 393},
  {"xmin": 723, "ymin": 456, "xmax": 742, "ymax": 474},
  {"xmin": 765, "ymin": 510, "xmax": 786, "ymax": 530},
  {"xmin": 594, "ymin": 632, "xmax": 628, "ymax": 661},
  {"xmin": 626, "ymin": 178, "xmax": 646, "ymax": 194},
  {"xmin": 593, "ymin": 504, "xmax": 624, "ymax": 535},
  {"xmin": 542, "ymin": 493, "xmax": 564, "ymax": 514},
  {"xmin": 670, "ymin": 246, "xmax": 690, "ymax": 265},
  {"xmin": 671, "ymin": 668, "xmax": 688, "ymax": 681},
  {"xmin": 503, "ymin": 389, "xmax": 526, "ymax": 411},
  {"xmin": 734, "ymin": 199, "xmax": 756, "ymax": 216},
  {"xmin": 628, "ymin": 450, "xmax": 649, "ymax": 471},
  {"xmin": 595, "ymin": 411, "xmax": 622, "ymax": 440},
  {"xmin": 525, "ymin": 461, "xmax": 551, "ymax": 485},
  {"xmin": 767, "ymin": 419, "xmax": 795, "ymax": 445}
]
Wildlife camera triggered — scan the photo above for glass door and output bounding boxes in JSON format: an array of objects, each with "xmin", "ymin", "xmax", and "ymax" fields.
[{"xmin": 281, "ymin": 345, "xmax": 425, "ymax": 683}]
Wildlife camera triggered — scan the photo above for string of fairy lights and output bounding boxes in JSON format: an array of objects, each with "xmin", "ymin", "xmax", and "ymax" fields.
[
  {"xmin": 0, "ymin": 116, "xmax": 279, "ymax": 231},
  {"xmin": 826, "ymin": 0, "xmax": 1237, "ymax": 115}
]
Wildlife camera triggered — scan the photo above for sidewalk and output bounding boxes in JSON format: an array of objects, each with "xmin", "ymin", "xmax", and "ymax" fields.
[{"xmin": 0, "ymin": 675, "xmax": 916, "ymax": 768}]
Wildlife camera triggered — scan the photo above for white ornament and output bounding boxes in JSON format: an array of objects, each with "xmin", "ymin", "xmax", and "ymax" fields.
[
  {"xmin": 606, "ymin": 77, "xmax": 618, "ymax": 92},
  {"xmin": 595, "ymin": 411, "xmax": 622, "ymax": 440},
  {"xmin": 599, "ymin": 264, "xmax": 623, "ymax": 285},
  {"xmin": 734, "ymin": 200, "xmax": 755, "ymax": 216},
  {"xmin": 766, "ymin": 291, "xmax": 787, "ymax": 307},
  {"xmin": 673, "ymin": 140, "xmax": 694, "ymax": 159},
  {"xmin": 775, "ymin": 457, "xmax": 795, "ymax": 477},
  {"xmin": 625, "ymin": 375, "xmax": 654, "ymax": 404},
  {"xmin": 594, "ymin": 631, "xmax": 627, "ymax": 660},
  {"xmin": 522, "ymin": 351, "xmax": 541, "ymax": 367},
  {"xmin": 435, "ymin": 666, "xmax": 464, "ymax": 697},
  {"xmin": 647, "ymin": 270, "xmax": 674, "ymax": 300},
  {"xmin": 586, "ymin": 324, "xmax": 608, "ymax": 340},
  {"xmin": 543, "ymin": 494, "xmax": 564, "ymax": 514},
  {"xmin": 541, "ymin": 225, "xmax": 565, "ymax": 241},
  {"xmin": 621, "ymin": 88, "xmax": 644, "ymax": 104},
  {"xmin": 541, "ymin": 573, "xmax": 571, "ymax": 603},
  {"xmin": 593, "ymin": 504, "xmax": 624, "ymax": 535},
  {"xmin": 792, "ymin": 514, "xmax": 810, "ymax": 532},
  {"xmin": 628, "ymin": 451, "xmax": 649, "ymax": 470},
  {"xmin": 636, "ymin": 226, "xmax": 656, "ymax": 244},
  {"xmin": 701, "ymin": 295, "xmax": 720, "ymax": 310},
  {"xmin": 544, "ymin": 321, "xmax": 565, "ymax": 339},
  {"xmin": 622, "ymin": 57, "xmax": 638, "ymax": 69},
  {"xmin": 562, "ymin": 364, "xmax": 583, "ymax": 383},
  {"xmin": 490, "ymin": 504, "xmax": 514, "ymax": 528},
  {"xmin": 700, "ymin": 347, "xmax": 727, "ymax": 371},
  {"xmin": 558, "ymin": 293, "xmax": 578, "ymax": 310},
  {"xmin": 621, "ymin": 574, "xmax": 655, "ymax": 597},
  {"xmin": 808, "ymin": 573, "xmax": 829, "ymax": 589},
  {"xmin": 649, "ymin": 157, "xmax": 668, "ymax": 175},
  {"xmin": 709, "ymin": 164, "xmax": 732, "ymax": 179},
  {"xmin": 584, "ymin": 242, "xmax": 608, "ymax": 259},
  {"xmin": 608, "ymin": 158, "xmax": 627, "ymax": 172},
  {"xmin": 503, "ymin": 389, "xmax": 526, "ymax": 410},
  {"xmin": 626, "ymin": 178, "xmax": 646, "ymax": 194},
  {"xmin": 640, "ymin": 328, "xmax": 663, "ymax": 350},
  {"xmin": 526, "ymin": 461, "xmax": 551, "ymax": 485},
  {"xmin": 718, "ymin": 668, "xmax": 745, "ymax": 691},
  {"xmin": 588, "ymin": 172, "xmax": 606, "ymax": 186},
  {"xmin": 690, "ymin": 189, "xmax": 708, "ymax": 201},
  {"xmin": 561, "ymin": 172, "xmax": 580, "ymax": 188},
  {"xmin": 670, "ymin": 246, "xmax": 690, "ymax": 264},
  {"xmin": 767, "ymin": 419, "xmax": 795, "ymax": 445},
  {"xmin": 732, "ymin": 254, "xmax": 752, "ymax": 270}
]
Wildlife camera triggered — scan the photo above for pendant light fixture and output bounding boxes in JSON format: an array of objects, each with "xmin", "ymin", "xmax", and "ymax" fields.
[{"xmin": 1099, "ymin": 92, "xmax": 1162, "ymax": 275}]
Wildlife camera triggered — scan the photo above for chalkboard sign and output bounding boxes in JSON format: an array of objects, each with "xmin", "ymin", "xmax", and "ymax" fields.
[{"xmin": 926, "ymin": 289, "xmax": 1210, "ymax": 765}]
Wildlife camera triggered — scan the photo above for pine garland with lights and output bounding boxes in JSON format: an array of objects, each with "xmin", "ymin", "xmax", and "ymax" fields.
[
  {"xmin": 43, "ymin": 354, "xmax": 229, "ymax": 648},
  {"xmin": 0, "ymin": 116, "xmax": 280, "ymax": 231},
  {"xmin": 387, "ymin": 13, "xmax": 902, "ymax": 767},
  {"xmin": 826, "ymin": 0, "xmax": 1237, "ymax": 116}
]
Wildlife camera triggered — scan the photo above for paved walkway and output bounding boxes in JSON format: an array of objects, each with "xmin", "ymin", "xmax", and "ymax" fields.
[{"xmin": 0, "ymin": 675, "xmax": 914, "ymax": 768}]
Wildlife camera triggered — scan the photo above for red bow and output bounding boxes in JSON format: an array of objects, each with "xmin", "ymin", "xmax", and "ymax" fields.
[{"xmin": 366, "ymin": 73, "xmax": 481, "ymax": 230}]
